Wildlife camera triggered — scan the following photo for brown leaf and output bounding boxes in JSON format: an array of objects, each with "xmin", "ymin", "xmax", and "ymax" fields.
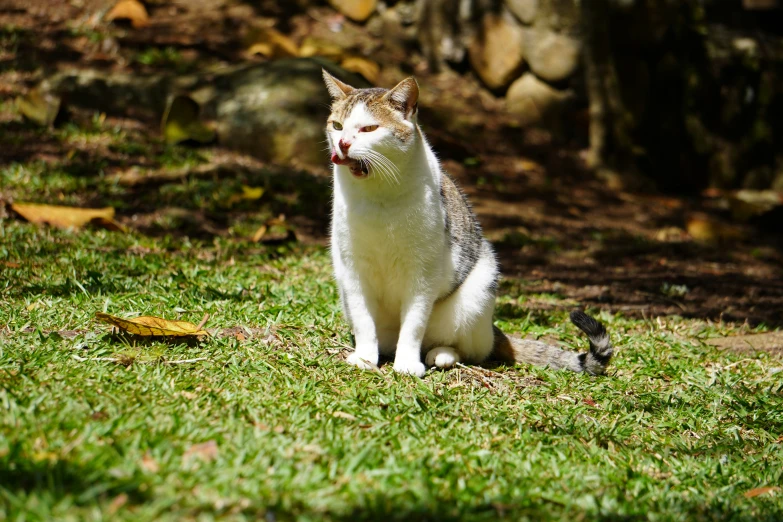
[
  {"xmin": 685, "ymin": 215, "xmax": 742, "ymax": 243},
  {"xmin": 183, "ymin": 440, "xmax": 218, "ymax": 464},
  {"xmin": 582, "ymin": 397, "xmax": 598, "ymax": 408},
  {"xmin": 251, "ymin": 225, "xmax": 268, "ymax": 242},
  {"xmin": 340, "ymin": 55, "xmax": 380, "ymax": 84},
  {"xmin": 95, "ymin": 312, "xmax": 209, "ymax": 337},
  {"xmin": 11, "ymin": 202, "xmax": 121, "ymax": 230},
  {"xmin": 299, "ymin": 37, "xmax": 344, "ymax": 61},
  {"xmin": 141, "ymin": 452, "xmax": 159, "ymax": 473},
  {"xmin": 744, "ymin": 486, "xmax": 779, "ymax": 498},
  {"xmin": 15, "ymin": 88, "xmax": 61, "ymax": 127},
  {"xmin": 106, "ymin": 0, "xmax": 149, "ymax": 28},
  {"xmin": 244, "ymin": 27, "xmax": 298, "ymax": 59},
  {"xmin": 332, "ymin": 411, "xmax": 357, "ymax": 421},
  {"xmin": 108, "ymin": 493, "xmax": 129, "ymax": 515}
]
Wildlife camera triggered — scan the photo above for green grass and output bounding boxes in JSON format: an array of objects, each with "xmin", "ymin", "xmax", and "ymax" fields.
[{"xmin": 1, "ymin": 158, "xmax": 783, "ymax": 521}]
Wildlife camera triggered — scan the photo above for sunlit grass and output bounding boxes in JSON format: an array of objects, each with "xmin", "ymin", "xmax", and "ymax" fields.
[{"xmin": 1, "ymin": 156, "xmax": 782, "ymax": 521}]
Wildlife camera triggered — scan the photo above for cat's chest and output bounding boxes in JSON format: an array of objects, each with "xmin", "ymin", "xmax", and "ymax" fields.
[{"xmin": 341, "ymin": 201, "xmax": 446, "ymax": 281}]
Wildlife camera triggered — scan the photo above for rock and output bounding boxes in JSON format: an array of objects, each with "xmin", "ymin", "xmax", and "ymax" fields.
[
  {"xmin": 506, "ymin": 0, "xmax": 538, "ymax": 24},
  {"xmin": 468, "ymin": 12, "xmax": 526, "ymax": 90},
  {"xmin": 42, "ymin": 58, "xmax": 372, "ymax": 168},
  {"xmin": 204, "ymin": 58, "xmax": 371, "ymax": 167},
  {"xmin": 534, "ymin": 0, "xmax": 581, "ymax": 33},
  {"xmin": 328, "ymin": 0, "xmax": 378, "ymax": 22},
  {"xmin": 373, "ymin": 2, "xmax": 419, "ymax": 62},
  {"xmin": 525, "ymin": 28, "xmax": 581, "ymax": 82},
  {"xmin": 506, "ymin": 72, "xmax": 572, "ymax": 125}
]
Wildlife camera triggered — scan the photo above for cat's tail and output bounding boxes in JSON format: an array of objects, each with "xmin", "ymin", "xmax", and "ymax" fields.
[{"xmin": 492, "ymin": 311, "xmax": 613, "ymax": 375}]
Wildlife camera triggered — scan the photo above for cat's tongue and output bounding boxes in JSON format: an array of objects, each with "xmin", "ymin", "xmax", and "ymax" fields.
[
  {"xmin": 331, "ymin": 152, "xmax": 348, "ymax": 165},
  {"xmin": 331, "ymin": 153, "xmax": 368, "ymax": 178}
]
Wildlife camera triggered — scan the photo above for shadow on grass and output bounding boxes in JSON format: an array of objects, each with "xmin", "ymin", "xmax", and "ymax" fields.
[
  {"xmin": 294, "ymin": 495, "xmax": 783, "ymax": 522},
  {"xmin": 0, "ymin": 448, "xmax": 149, "ymax": 506}
]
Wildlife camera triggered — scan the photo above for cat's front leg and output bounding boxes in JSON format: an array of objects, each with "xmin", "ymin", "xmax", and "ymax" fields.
[
  {"xmin": 341, "ymin": 281, "xmax": 380, "ymax": 370},
  {"xmin": 393, "ymin": 295, "xmax": 433, "ymax": 377}
]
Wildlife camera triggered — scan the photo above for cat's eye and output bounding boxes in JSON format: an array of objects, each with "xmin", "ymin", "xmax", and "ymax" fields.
[
  {"xmin": 332, "ymin": 121, "xmax": 343, "ymax": 130},
  {"xmin": 360, "ymin": 125, "xmax": 379, "ymax": 132}
]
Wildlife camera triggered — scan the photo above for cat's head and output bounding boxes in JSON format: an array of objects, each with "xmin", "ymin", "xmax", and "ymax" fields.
[{"xmin": 322, "ymin": 69, "xmax": 419, "ymax": 180}]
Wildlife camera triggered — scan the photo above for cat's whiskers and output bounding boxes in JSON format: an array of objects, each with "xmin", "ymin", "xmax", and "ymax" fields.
[
  {"xmin": 352, "ymin": 148, "xmax": 387, "ymax": 183},
  {"xmin": 361, "ymin": 149, "xmax": 400, "ymax": 185}
]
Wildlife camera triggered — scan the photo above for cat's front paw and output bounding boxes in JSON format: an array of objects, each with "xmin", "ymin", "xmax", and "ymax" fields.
[
  {"xmin": 393, "ymin": 359, "xmax": 426, "ymax": 378},
  {"xmin": 346, "ymin": 351, "xmax": 378, "ymax": 370}
]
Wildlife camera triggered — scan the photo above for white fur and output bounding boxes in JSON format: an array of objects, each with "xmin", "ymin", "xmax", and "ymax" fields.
[{"xmin": 329, "ymin": 102, "xmax": 499, "ymax": 377}]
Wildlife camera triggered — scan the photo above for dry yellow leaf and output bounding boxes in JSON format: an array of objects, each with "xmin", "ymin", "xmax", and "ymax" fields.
[
  {"xmin": 251, "ymin": 225, "xmax": 268, "ymax": 242},
  {"xmin": 744, "ymin": 486, "xmax": 779, "ymax": 498},
  {"xmin": 241, "ymin": 186, "xmax": 264, "ymax": 200},
  {"xmin": 328, "ymin": 0, "xmax": 378, "ymax": 22},
  {"xmin": 16, "ymin": 88, "xmax": 61, "ymax": 127},
  {"xmin": 340, "ymin": 55, "xmax": 380, "ymax": 84},
  {"xmin": 95, "ymin": 312, "xmax": 209, "ymax": 337},
  {"xmin": 106, "ymin": 0, "xmax": 149, "ymax": 29},
  {"xmin": 226, "ymin": 185, "xmax": 265, "ymax": 206},
  {"xmin": 11, "ymin": 202, "xmax": 120, "ymax": 230},
  {"xmin": 686, "ymin": 215, "xmax": 743, "ymax": 243},
  {"xmin": 244, "ymin": 27, "xmax": 298, "ymax": 59},
  {"xmin": 299, "ymin": 37, "xmax": 344, "ymax": 61}
]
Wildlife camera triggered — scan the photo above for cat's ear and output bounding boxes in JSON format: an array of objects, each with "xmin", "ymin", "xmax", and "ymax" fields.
[
  {"xmin": 384, "ymin": 77, "xmax": 419, "ymax": 120},
  {"xmin": 322, "ymin": 69, "xmax": 355, "ymax": 100}
]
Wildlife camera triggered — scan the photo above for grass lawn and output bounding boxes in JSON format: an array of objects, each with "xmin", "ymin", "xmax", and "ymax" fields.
[{"xmin": 2, "ymin": 151, "xmax": 783, "ymax": 521}]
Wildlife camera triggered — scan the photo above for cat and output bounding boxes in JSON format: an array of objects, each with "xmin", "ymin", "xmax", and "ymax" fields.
[{"xmin": 323, "ymin": 70, "xmax": 613, "ymax": 378}]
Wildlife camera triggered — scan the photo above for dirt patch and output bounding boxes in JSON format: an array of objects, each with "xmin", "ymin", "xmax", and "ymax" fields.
[{"xmin": 706, "ymin": 331, "xmax": 783, "ymax": 358}]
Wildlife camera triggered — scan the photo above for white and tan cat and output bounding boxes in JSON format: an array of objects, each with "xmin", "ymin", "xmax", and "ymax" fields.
[{"xmin": 323, "ymin": 70, "xmax": 613, "ymax": 378}]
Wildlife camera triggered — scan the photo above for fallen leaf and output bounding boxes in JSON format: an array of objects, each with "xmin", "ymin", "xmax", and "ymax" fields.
[
  {"xmin": 95, "ymin": 312, "xmax": 209, "ymax": 337},
  {"xmin": 108, "ymin": 493, "xmax": 129, "ymax": 515},
  {"xmin": 183, "ymin": 440, "xmax": 218, "ymax": 464},
  {"xmin": 140, "ymin": 452, "xmax": 159, "ymax": 472},
  {"xmin": 106, "ymin": 0, "xmax": 149, "ymax": 28},
  {"xmin": 11, "ymin": 202, "xmax": 121, "ymax": 230},
  {"xmin": 332, "ymin": 411, "xmax": 357, "ymax": 421},
  {"xmin": 251, "ymin": 214, "xmax": 296, "ymax": 244},
  {"xmin": 251, "ymin": 225, "xmax": 268, "ymax": 242},
  {"xmin": 15, "ymin": 88, "xmax": 61, "ymax": 127},
  {"xmin": 299, "ymin": 37, "xmax": 344, "ymax": 61},
  {"xmin": 226, "ymin": 185, "xmax": 265, "ymax": 206},
  {"xmin": 582, "ymin": 397, "xmax": 598, "ymax": 408},
  {"xmin": 1, "ymin": 261, "xmax": 21, "ymax": 268},
  {"xmin": 340, "ymin": 55, "xmax": 380, "ymax": 84},
  {"xmin": 744, "ymin": 486, "xmax": 779, "ymax": 498},
  {"xmin": 685, "ymin": 215, "xmax": 743, "ymax": 243},
  {"xmin": 241, "ymin": 186, "xmax": 264, "ymax": 200},
  {"xmin": 161, "ymin": 95, "xmax": 216, "ymax": 145},
  {"xmin": 244, "ymin": 27, "xmax": 298, "ymax": 59}
]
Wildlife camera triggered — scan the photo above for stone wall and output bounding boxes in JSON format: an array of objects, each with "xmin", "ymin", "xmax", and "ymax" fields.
[{"xmin": 327, "ymin": 0, "xmax": 783, "ymax": 191}]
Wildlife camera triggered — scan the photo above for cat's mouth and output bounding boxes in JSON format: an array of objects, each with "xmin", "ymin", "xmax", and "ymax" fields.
[{"xmin": 331, "ymin": 153, "xmax": 370, "ymax": 178}]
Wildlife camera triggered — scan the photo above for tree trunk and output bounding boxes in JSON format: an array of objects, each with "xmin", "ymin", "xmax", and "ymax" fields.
[{"xmin": 580, "ymin": 0, "xmax": 636, "ymax": 181}]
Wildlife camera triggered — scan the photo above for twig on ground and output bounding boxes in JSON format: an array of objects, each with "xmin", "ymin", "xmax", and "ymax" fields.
[{"xmin": 196, "ymin": 313, "xmax": 210, "ymax": 331}]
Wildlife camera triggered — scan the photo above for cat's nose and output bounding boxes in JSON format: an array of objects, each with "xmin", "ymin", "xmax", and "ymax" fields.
[{"xmin": 338, "ymin": 139, "xmax": 351, "ymax": 154}]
